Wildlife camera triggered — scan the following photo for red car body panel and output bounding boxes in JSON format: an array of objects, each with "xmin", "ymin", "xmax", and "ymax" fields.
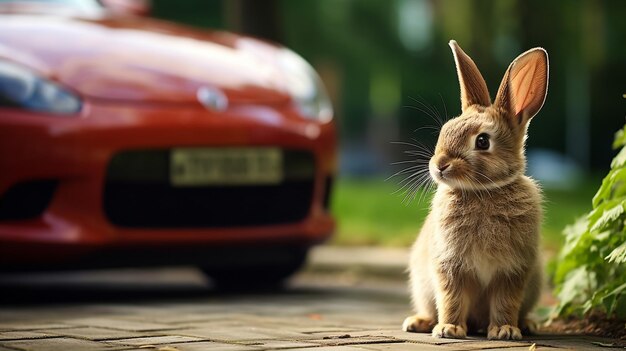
[
  {"xmin": 0, "ymin": 8, "xmax": 336, "ymax": 268},
  {"xmin": 0, "ymin": 15, "xmax": 294, "ymax": 104}
]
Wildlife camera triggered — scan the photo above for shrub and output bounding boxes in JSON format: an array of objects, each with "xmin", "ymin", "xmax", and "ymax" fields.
[{"xmin": 553, "ymin": 123, "xmax": 626, "ymax": 319}]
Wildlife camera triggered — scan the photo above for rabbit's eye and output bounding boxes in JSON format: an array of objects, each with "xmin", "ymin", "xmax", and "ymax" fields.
[{"xmin": 475, "ymin": 133, "xmax": 490, "ymax": 150}]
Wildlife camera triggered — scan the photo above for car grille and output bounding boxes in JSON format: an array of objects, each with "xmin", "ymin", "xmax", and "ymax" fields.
[{"xmin": 103, "ymin": 149, "xmax": 315, "ymax": 228}]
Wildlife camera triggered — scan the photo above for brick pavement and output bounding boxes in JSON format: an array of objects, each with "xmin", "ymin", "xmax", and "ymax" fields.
[{"xmin": 0, "ymin": 251, "xmax": 622, "ymax": 350}]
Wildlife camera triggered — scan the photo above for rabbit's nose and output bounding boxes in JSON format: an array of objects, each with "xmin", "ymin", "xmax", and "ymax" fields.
[{"xmin": 438, "ymin": 163, "xmax": 450, "ymax": 172}]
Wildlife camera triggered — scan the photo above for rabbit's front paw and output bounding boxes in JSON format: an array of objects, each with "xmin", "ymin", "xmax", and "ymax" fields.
[
  {"xmin": 432, "ymin": 323, "xmax": 466, "ymax": 339},
  {"xmin": 487, "ymin": 324, "xmax": 522, "ymax": 340},
  {"xmin": 402, "ymin": 315, "xmax": 434, "ymax": 333}
]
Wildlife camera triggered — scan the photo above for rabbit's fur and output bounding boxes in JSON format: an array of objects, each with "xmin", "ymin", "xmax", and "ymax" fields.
[{"xmin": 402, "ymin": 40, "xmax": 548, "ymax": 340}]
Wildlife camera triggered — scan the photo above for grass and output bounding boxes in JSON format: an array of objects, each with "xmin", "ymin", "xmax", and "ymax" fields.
[{"xmin": 330, "ymin": 176, "xmax": 601, "ymax": 251}]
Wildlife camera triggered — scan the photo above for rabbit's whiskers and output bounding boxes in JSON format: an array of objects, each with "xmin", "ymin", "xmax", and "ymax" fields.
[
  {"xmin": 408, "ymin": 95, "xmax": 448, "ymax": 128},
  {"xmin": 389, "ymin": 141, "xmax": 436, "ymax": 206},
  {"xmin": 395, "ymin": 168, "xmax": 430, "ymax": 194}
]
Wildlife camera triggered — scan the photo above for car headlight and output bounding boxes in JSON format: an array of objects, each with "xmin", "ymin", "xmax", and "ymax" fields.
[
  {"xmin": 0, "ymin": 60, "xmax": 82, "ymax": 115},
  {"xmin": 278, "ymin": 49, "xmax": 333, "ymax": 122}
]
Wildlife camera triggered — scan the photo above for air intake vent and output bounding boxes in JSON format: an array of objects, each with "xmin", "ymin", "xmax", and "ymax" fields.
[{"xmin": 0, "ymin": 180, "xmax": 57, "ymax": 220}]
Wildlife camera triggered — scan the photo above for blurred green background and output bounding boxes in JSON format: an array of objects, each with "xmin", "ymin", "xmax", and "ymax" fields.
[{"xmin": 151, "ymin": 0, "xmax": 625, "ymax": 250}]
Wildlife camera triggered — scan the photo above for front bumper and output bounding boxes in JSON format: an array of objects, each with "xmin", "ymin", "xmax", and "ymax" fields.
[{"xmin": 0, "ymin": 102, "xmax": 337, "ymax": 268}]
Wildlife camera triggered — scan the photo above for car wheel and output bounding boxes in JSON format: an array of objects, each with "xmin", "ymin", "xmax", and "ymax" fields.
[{"xmin": 200, "ymin": 248, "xmax": 308, "ymax": 290}]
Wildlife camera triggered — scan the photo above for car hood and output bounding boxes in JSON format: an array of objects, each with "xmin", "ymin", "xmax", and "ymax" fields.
[{"xmin": 0, "ymin": 15, "xmax": 294, "ymax": 105}]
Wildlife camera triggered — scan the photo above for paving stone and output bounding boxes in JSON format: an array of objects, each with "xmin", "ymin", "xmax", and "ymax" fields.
[
  {"xmin": 62, "ymin": 318, "xmax": 181, "ymax": 332},
  {"xmin": 244, "ymin": 339, "xmax": 320, "ymax": 349},
  {"xmin": 360, "ymin": 342, "xmax": 458, "ymax": 351},
  {"xmin": 151, "ymin": 313, "xmax": 258, "ymax": 325},
  {"xmin": 1, "ymin": 337, "xmax": 126, "ymax": 351},
  {"xmin": 526, "ymin": 336, "xmax": 617, "ymax": 350},
  {"xmin": 104, "ymin": 335, "xmax": 203, "ymax": 346},
  {"xmin": 0, "ymin": 323, "xmax": 72, "ymax": 331},
  {"xmin": 306, "ymin": 336, "xmax": 403, "ymax": 347},
  {"xmin": 0, "ymin": 346, "xmax": 23, "ymax": 351},
  {"xmin": 176, "ymin": 317, "xmax": 297, "ymax": 331},
  {"xmin": 0, "ymin": 268, "xmax": 622, "ymax": 351},
  {"xmin": 346, "ymin": 330, "xmax": 473, "ymax": 345},
  {"xmin": 174, "ymin": 327, "xmax": 309, "ymax": 341},
  {"xmin": 479, "ymin": 347, "xmax": 563, "ymax": 351},
  {"xmin": 447, "ymin": 340, "xmax": 532, "ymax": 350},
  {"xmin": 280, "ymin": 346, "xmax": 371, "ymax": 351},
  {"xmin": 0, "ymin": 331, "xmax": 59, "ymax": 341},
  {"xmin": 295, "ymin": 326, "xmax": 367, "ymax": 334},
  {"xmin": 171, "ymin": 320, "xmax": 252, "ymax": 330},
  {"xmin": 135, "ymin": 341, "xmax": 261, "ymax": 351},
  {"xmin": 46, "ymin": 327, "xmax": 148, "ymax": 341}
]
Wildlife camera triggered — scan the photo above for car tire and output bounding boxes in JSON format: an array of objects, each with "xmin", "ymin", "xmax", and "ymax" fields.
[{"xmin": 200, "ymin": 248, "xmax": 308, "ymax": 290}]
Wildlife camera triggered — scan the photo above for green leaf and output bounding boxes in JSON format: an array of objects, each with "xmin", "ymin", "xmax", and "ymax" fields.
[
  {"xmin": 592, "ymin": 171, "xmax": 614, "ymax": 208},
  {"xmin": 554, "ymin": 122, "xmax": 626, "ymax": 320},
  {"xmin": 612, "ymin": 146, "xmax": 626, "ymax": 168},
  {"xmin": 613, "ymin": 126, "xmax": 626, "ymax": 149},
  {"xmin": 592, "ymin": 168, "xmax": 626, "ymax": 208},
  {"xmin": 588, "ymin": 199, "xmax": 626, "ymax": 233},
  {"xmin": 556, "ymin": 266, "xmax": 591, "ymax": 308},
  {"xmin": 605, "ymin": 281, "xmax": 626, "ymax": 297},
  {"xmin": 603, "ymin": 293, "xmax": 617, "ymax": 315},
  {"xmin": 559, "ymin": 217, "xmax": 589, "ymax": 259},
  {"xmin": 588, "ymin": 203, "xmax": 621, "ymax": 233},
  {"xmin": 606, "ymin": 242, "xmax": 626, "ymax": 263}
]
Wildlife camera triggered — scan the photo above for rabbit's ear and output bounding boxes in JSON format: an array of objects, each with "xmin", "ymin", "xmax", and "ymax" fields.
[
  {"xmin": 449, "ymin": 40, "xmax": 491, "ymax": 112},
  {"xmin": 494, "ymin": 48, "xmax": 548, "ymax": 124}
]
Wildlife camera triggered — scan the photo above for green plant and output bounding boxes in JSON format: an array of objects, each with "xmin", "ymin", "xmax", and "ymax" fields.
[{"xmin": 553, "ymin": 124, "xmax": 626, "ymax": 319}]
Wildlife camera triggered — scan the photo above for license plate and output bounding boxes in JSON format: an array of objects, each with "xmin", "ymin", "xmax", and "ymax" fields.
[{"xmin": 170, "ymin": 148, "xmax": 283, "ymax": 186}]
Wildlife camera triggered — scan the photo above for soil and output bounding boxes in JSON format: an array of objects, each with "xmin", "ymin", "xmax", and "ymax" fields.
[{"xmin": 545, "ymin": 314, "xmax": 626, "ymax": 346}]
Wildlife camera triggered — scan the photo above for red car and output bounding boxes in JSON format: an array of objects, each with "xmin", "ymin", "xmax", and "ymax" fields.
[{"xmin": 0, "ymin": 0, "xmax": 336, "ymax": 286}]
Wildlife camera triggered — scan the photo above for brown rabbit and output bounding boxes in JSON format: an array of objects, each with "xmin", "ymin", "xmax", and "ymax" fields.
[{"xmin": 401, "ymin": 40, "xmax": 548, "ymax": 340}]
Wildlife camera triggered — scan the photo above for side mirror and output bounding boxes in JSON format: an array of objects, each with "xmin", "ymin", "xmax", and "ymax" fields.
[{"xmin": 100, "ymin": 0, "xmax": 151, "ymax": 17}]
